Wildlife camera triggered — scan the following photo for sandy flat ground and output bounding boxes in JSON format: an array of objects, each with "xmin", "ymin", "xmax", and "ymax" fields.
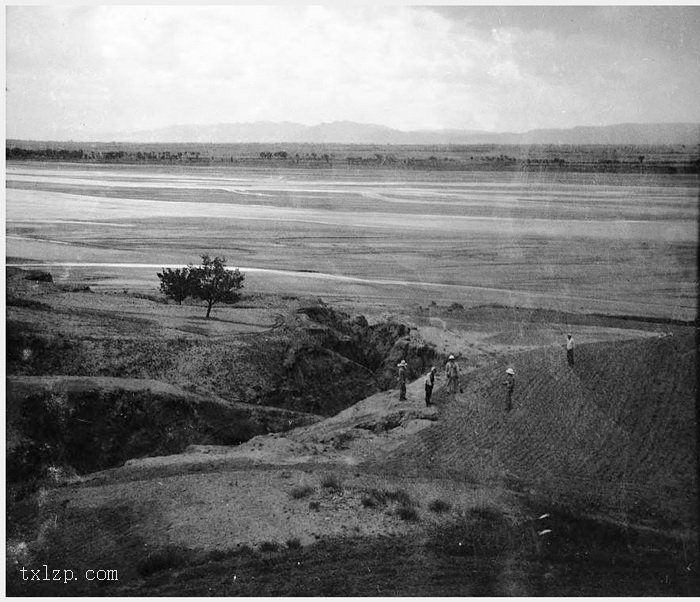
[{"xmin": 6, "ymin": 163, "xmax": 697, "ymax": 321}]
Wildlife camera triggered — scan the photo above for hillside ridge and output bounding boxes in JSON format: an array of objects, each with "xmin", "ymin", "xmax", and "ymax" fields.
[{"xmin": 8, "ymin": 121, "xmax": 700, "ymax": 145}]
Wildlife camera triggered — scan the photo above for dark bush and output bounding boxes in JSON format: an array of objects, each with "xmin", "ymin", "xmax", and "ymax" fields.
[
  {"xmin": 259, "ymin": 541, "xmax": 280, "ymax": 552},
  {"xmin": 137, "ymin": 546, "xmax": 190, "ymax": 576},
  {"xmin": 203, "ymin": 548, "xmax": 236, "ymax": 562},
  {"xmin": 385, "ymin": 489, "xmax": 416, "ymax": 507},
  {"xmin": 396, "ymin": 505, "xmax": 419, "ymax": 522},
  {"xmin": 361, "ymin": 488, "xmax": 388, "ymax": 508},
  {"xmin": 23, "ymin": 270, "xmax": 53, "ymax": 282},
  {"xmin": 6, "ymin": 295, "xmax": 52, "ymax": 310},
  {"xmin": 428, "ymin": 499, "xmax": 452, "ymax": 514},
  {"xmin": 290, "ymin": 485, "xmax": 315, "ymax": 499}
]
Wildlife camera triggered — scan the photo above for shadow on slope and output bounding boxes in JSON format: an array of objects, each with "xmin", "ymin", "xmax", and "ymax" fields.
[
  {"xmin": 8, "ymin": 501, "xmax": 696, "ymax": 597},
  {"xmin": 6, "ymin": 376, "xmax": 319, "ymax": 485},
  {"xmin": 7, "ymin": 290, "xmax": 438, "ymax": 417}
]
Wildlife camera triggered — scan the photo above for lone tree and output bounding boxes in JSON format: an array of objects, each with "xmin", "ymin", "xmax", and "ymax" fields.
[
  {"xmin": 156, "ymin": 267, "xmax": 193, "ymax": 305},
  {"xmin": 189, "ymin": 254, "xmax": 245, "ymax": 319},
  {"xmin": 156, "ymin": 255, "xmax": 245, "ymax": 318}
]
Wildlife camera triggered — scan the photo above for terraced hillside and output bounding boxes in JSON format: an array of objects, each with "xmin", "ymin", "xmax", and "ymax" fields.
[{"xmin": 381, "ymin": 332, "xmax": 697, "ymax": 530}]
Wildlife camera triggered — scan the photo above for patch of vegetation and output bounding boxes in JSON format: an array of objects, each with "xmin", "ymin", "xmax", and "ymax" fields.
[
  {"xmin": 428, "ymin": 499, "xmax": 451, "ymax": 514},
  {"xmin": 308, "ymin": 501, "xmax": 321, "ymax": 512},
  {"xmin": 203, "ymin": 548, "xmax": 238, "ymax": 562},
  {"xmin": 430, "ymin": 505, "xmax": 517, "ymax": 558},
  {"xmin": 361, "ymin": 487, "xmax": 418, "ymax": 511},
  {"xmin": 258, "ymin": 541, "xmax": 280, "ymax": 553},
  {"xmin": 237, "ymin": 544, "xmax": 256, "ymax": 557},
  {"xmin": 320, "ymin": 473, "xmax": 342, "ymax": 492},
  {"xmin": 137, "ymin": 545, "xmax": 190, "ymax": 577},
  {"xmin": 23, "ymin": 270, "xmax": 53, "ymax": 282},
  {"xmin": 364, "ymin": 488, "xmax": 389, "ymax": 505},
  {"xmin": 6, "ymin": 295, "xmax": 52, "ymax": 310},
  {"xmin": 396, "ymin": 505, "xmax": 420, "ymax": 522},
  {"xmin": 290, "ymin": 485, "xmax": 315, "ymax": 499},
  {"xmin": 384, "ymin": 489, "xmax": 416, "ymax": 507},
  {"xmin": 286, "ymin": 537, "xmax": 302, "ymax": 550},
  {"xmin": 360, "ymin": 492, "xmax": 383, "ymax": 509},
  {"xmin": 57, "ymin": 284, "xmax": 92, "ymax": 293}
]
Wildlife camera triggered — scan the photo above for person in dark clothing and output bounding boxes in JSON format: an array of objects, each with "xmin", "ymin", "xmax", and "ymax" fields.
[
  {"xmin": 424, "ymin": 366, "xmax": 437, "ymax": 406},
  {"xmin": 504, "ymin": 368, "xmax": 515, "ymax": 411},
  {"xmin": 397, "ymin": 360, "xmax": 408, "ymax": 401},
  {"xmin": 566, "ymin": 334, "xmax": 575, "ymax": 367}
]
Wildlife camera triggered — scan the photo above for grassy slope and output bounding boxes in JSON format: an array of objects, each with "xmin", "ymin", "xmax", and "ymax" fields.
[{"xmin": 379, "ymin": 332, "xmax": 697, "ymax": 529}]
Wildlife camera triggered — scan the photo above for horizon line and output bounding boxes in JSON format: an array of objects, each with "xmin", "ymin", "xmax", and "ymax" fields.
[{"xmin": 7, "ymin": 119, "xmax": 700, "ymax": 145}]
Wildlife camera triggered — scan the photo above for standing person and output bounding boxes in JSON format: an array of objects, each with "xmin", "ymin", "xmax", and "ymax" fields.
[
  {"xmin": 503, "ymin": 368, "xmax": 515, "ymax": 411},
  {"xmin": 445, "ymin": 355, "xmax": 460, "ymax": 398},
  {"xmin": 424, "ymin": 366, "xmax": 437, "ymax": 406},
  {"xmin": 566, "ymin": 333, "xmax": 575, "ymax": 367},
  {"xmin": 397, "ymin": 360, "xmax": 408, "ymax": 401}
]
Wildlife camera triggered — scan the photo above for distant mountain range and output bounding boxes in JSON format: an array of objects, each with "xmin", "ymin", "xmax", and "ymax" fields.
[{"xmin": 20, "ymin": 121, "xmax": 700, "ymax": 146}]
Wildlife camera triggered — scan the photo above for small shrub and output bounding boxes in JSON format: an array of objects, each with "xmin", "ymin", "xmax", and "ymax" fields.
[
  {"xmin": 237, "ymin": 544, "xmax": 255, "ymax": 557},
  {"xmin": 428, "ymin": 499, "xmax": 452, "ymax": 514},
  {"xmin": 286, "ymin": 537, "xmax": 302, "ymax": 549},
  {"xmin": 259, "ymin": 541, "xmax": 280, "ymax": 552},
  {"xmin": 361, "ymin": 495, "xmax": 378, "ymax": 509},
  {"xmin": 290, "ymin": 485, "xmax": 315, "ymax": 499},
  {"xmin": 331, "ymin": 431, "xmax": 355, "ymax": 449},
  {"xmin": 361, "ymin": 488, "xmax": 388, "ymax": 509},
  {"xmin": 321, "ymin": 473, "xmax": 342, "ymax": 492},
  {"xmin": 137, "ymin": 546, "xmax": 190, "ymax": 576},
  {"xmin": 23, "ymin": 270, "xmax": 53, "ymax": 282},
  {"xmin": 309, "ymin": 501, "xmax": 321, "ymax": 512},
  {"xmin": 204, "ymin": 548, "xmax": 238, "ymax": 562},
  {"xmin": 385, "ymin": 489, "xmax": 416, "ymax": 507},
  {"xmin": 396, "ymin": 505, "xmax": 420, "ymax": 522}
]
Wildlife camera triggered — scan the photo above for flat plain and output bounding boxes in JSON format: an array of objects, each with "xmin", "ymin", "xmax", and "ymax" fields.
[{"xmin": 6, "ymin": 161, "xmax": 697, "ymax": 319}]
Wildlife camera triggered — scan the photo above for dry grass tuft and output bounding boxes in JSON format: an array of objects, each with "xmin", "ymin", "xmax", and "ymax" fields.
[
  {"xmin": 428, "ymin": 499, "xmax": 451, "ymax": 514},
  {"xmin": 320, "ymin": 473, "xmax": 342, "ymax": 492},
  {"xmin": 290, "ymin": 485, "xmax": 315, "ymax": 499}
]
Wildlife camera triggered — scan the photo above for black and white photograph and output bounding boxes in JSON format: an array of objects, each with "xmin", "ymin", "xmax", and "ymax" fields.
[{"xmin": 5, "ymin": 3, "xmax": 699, "ymax": 596}]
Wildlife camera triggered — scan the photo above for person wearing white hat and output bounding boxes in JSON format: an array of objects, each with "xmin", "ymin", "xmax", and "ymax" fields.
[
  {"xmin": 566, "ymin": 334, "xmax": 575, "ymax": 367},
  {"xmin": 397, "ymin": 360, "xmax": 408, "ymax": 400},
  {"xmin": 503, "ymin": 368, "xmax": 515, "ymax": 411},
  {"xmin": 445, "ymin": 355, "xmax": 460, "ymax": 398}
]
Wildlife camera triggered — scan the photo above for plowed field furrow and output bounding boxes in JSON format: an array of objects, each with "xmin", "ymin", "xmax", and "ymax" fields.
[{"xmin": 382, "ymin": 332, "xmax": 696, "ymax": 525}]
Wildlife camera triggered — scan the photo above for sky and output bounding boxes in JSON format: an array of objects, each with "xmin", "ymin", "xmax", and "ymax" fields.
[{"xmin": 5, "ymin": 4, "xmax": 700, "ymax": 140}]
